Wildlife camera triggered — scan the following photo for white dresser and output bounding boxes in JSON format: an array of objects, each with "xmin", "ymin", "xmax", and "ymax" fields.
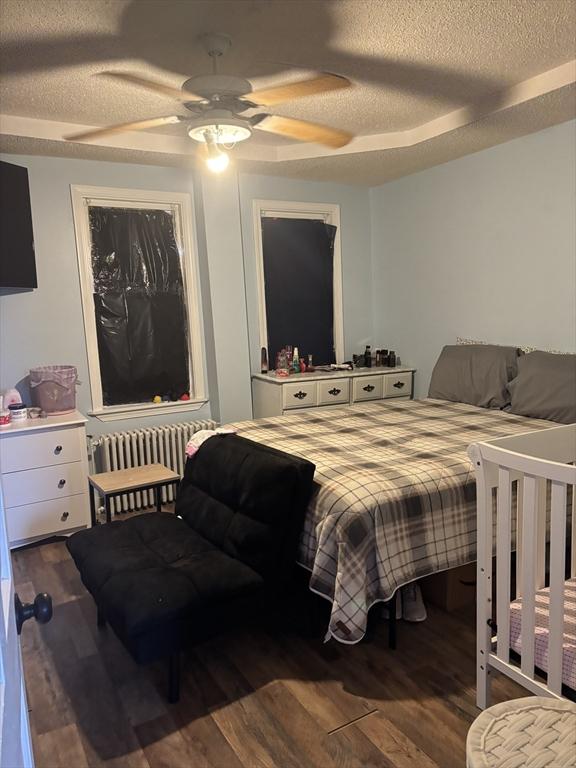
[
  {"xmin": 252, "ymin": 367, "xmax": 415, "ymax": 418},
  {"xmin": 0, "ymin": 411, "xmax": 91, "ymax": 548}
]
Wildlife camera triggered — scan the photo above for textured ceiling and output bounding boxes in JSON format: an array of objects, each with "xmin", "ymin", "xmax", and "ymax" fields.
[{"xmin": 0, "ymin": 0, "xmax": 575, "ymax": 184}]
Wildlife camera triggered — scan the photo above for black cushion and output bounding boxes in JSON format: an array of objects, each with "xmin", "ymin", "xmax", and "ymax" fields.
[
  {"xmin": 175, "ymin": 433, "xmax": 316, "ymax": 582},
  {"xmin": 67, "ymin": 434, "xmax": 315, "ymax": 664},
  {"xmin": 67, "ymin": 513, "xmax": 263, "ymax": 662}
]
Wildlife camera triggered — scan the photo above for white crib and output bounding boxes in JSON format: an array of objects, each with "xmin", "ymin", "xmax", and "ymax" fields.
[{"xmin": 469, "ymin": 424, "xmax": 576, "ymax": 709}]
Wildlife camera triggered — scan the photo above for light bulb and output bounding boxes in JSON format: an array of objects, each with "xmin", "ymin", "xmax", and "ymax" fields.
[{"xmin": 206, "ymin": 150, "xmax": 229, "ymax": 173}]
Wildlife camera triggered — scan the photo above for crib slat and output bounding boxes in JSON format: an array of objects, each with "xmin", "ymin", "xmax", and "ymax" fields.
[
  {"xmin": 570, "ymin": 485, "xmax": 576, "ymax": 579},
  {"xmin": 535, "ymin": 478, "xmax": 547, "ymax": 590},
  {"xmin": 520, "ymin": 474, "xmax": 537, "ymax": 678},
  {"xmin": 516, "ymin": 480, "xmax": 524, "ymax": 599},
  {"xmin": 496, "ymin": 468, "xmax": 512, "ymax": 661},
  {"xmin": 548, "ymin": 480, "xmax": 567, "ymax": 694}
]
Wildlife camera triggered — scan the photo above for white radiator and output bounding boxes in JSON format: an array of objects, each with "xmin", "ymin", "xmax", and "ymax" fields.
[{"xmin": 95, "ymin": 419, "xmax": 217, "ymax": 514}]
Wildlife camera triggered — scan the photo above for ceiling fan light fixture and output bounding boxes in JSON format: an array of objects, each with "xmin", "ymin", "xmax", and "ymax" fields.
[
  {"xmin": 205, "ymin": 148, "xmax": 230, "ymax": 173},
  {"xmin": 188, "ymin": 120, "xmax": 252, "ymax": 144},
  {"xmin": 204, "ymin": 130, "xmax": 230, "ymax": 173}
]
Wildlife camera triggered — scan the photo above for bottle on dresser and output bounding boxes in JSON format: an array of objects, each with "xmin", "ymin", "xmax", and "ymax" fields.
[
  {"xmin": 292, "ymin": 346, "xmax": 300, "ymax": 373},
  {"xmin": 364, "ymin": 345, "xmax": 372, "ymax": 368}
]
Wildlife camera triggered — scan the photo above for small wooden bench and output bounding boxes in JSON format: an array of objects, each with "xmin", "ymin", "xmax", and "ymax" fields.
[{"xmin": 88, "ymin": 463, "xmax": 180, "ymax": 524}]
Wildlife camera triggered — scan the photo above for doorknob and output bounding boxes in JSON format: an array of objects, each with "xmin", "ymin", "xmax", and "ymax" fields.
[{"xmin": 14, "ymin": 592, "xmax": 53, "ymax": 635}]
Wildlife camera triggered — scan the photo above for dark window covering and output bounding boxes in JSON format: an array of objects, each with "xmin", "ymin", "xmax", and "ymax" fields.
[
  {"xmin": 88, "ymin": 207, "xmax": 190, "ymax": 406},
  {"xmin": 261, "ymin": 217, "xmax": 337, "ymax": 368}
]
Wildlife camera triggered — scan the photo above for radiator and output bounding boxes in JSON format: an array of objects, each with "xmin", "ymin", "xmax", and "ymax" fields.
[{"xmin": 95, "ymin": 419, "xmax": 217, "ymax": 514}]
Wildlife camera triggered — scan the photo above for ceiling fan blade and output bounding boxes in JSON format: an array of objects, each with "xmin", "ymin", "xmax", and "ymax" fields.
[
  {"xmin": 101, "ymin": 72, "xmax": 203, "ymax": 102},
  {"xmin": 253, "ymin": 115, "xmax": 353, "ymax": 148},
  {"xmin": 248, "ymin": 73, "xmax": 351, "ymax": 107},
  {"xmin": 64, "ymin": 115, "xmax": 185, "ymax": 142}
]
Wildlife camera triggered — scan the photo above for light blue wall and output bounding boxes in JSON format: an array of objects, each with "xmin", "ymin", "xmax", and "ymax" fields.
[
  {"xmin": 0, "ymin": 155, "xmax": 373, "ymax": 431},
  {"xmin": 199, "ymin": 171, "xmax": 252, "ymax": 424},
  {"xmin": 0, "ymin": 154, "xmax": 214, "ymax": 435},
  {"xmin": 370, "ymin": 120, "xmax": 576, "ymax": 397},
  {"xmin": 2, "ymin": 120, "xmax": 574, "ymax": 431},
  {"xmin": 238, "ymin": 173, "xmax": 373, "ymax": 372}
]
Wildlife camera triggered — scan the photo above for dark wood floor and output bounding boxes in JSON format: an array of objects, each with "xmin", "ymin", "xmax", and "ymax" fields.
[{"xmin": 13, "ymin": 538, "xmax": 527, "ymax": 768}]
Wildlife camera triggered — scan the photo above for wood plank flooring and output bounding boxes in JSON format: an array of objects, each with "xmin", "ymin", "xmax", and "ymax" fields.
[{"xmin": 13, "ymin": 539, "xmax": 528, "ymax": 768}]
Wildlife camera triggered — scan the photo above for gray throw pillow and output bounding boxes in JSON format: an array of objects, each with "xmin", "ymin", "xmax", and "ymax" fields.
[
  {"xmin": 508, "ymin": 351, "xmax": 576, "ymax": 424},
  {"xmin": 428, "ymin": 344, "xmax": 520, "ymax": 408}
]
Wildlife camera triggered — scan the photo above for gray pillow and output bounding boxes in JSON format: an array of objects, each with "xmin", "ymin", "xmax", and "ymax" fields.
[
  {"xmin": 428, "ymin": 344, "xmax": 520, "ymax": 408},
  {"xmin": 508, "ymin": 351, "xmax": 576, "ymax": 424}
]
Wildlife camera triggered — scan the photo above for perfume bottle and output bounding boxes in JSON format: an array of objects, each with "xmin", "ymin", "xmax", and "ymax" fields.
[{"xmin": 292, "ymin": 346, "xmax": 300, "ymax": 373}]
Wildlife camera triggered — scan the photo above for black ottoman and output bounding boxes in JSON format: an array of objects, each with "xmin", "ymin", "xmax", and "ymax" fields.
[{"xmin": 67, "ymin": 434, "xmax": 315, "ymax": 701}]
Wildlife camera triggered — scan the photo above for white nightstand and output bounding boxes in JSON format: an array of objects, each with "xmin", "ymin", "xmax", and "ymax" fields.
[
  {"xmin": 251, "ymin": 367, "xmax": 415, "ymax": 418},
  {"xmin": 0, "ymin": 411, "xmax": 91, "ymax": 548}
]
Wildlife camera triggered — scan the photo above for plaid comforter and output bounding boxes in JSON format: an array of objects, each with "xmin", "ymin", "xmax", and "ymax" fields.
[{"xmin": 233, "ymin": 399, "xmax": 553, "ymax": 643}]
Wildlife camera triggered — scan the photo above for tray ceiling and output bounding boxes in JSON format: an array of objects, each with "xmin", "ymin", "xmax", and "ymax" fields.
[{"xmin": 0, "ymin": 0, "xmax": 574, "ymax": 184}]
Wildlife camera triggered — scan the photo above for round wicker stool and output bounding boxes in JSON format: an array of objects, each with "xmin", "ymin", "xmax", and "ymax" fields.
[{"xmin": 466, "ymin": 697, "xmax": 576, "ymax": 768}]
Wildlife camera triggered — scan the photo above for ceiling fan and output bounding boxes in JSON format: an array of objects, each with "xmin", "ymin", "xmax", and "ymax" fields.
[{"xmin": 64, "ymin": 34, "xmax": 353, "ymax": 171}]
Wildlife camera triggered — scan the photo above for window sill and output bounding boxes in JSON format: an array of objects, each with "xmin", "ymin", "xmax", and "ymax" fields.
[{"xmin": 88, "ymin": 398, "xmax": 209, "ymax": 422}]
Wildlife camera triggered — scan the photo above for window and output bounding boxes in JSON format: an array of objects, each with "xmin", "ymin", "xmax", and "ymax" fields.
[
  {"xmin": 72, "ymin": 186, "xmax": 205, "ymax": 420},
  {"xmin": 253, "ymin": 200, "xmax": 344, "ymax": 368}
]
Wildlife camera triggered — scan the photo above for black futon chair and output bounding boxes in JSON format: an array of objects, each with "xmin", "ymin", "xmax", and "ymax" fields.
[{"xmin": 67, "ymin": 434, "xmax": 315, "ymax": 702}]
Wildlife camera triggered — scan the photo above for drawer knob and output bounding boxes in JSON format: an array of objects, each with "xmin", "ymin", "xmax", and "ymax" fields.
[
  {"xmin": 54, "ymin": 445, "xmax": 63, "ymax": 454},
  {"xmin": 61, "ymin": 511, "xmax": 69, "ymax": 522},
  {"xmin": 293, "ymin": 390, "xmax": 307, "ymax": 400},
  {"xmin": 393, "ymin": 381, "xmax": 405, "ymax": 389},
  {"xmin": 363, "ymin": 384, "xmax": 375, "ymax": 392},
  {"xmin": 328, "ymin": 388, "xmax": 341, "ymax": 396},
  {"xmin": 58, "ymin": 479, "xmax": 66, "ymax": 488}
]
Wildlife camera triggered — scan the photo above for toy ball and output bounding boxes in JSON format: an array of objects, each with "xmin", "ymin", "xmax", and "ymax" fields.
[
  {"xmin": 180, "ymin": 393, "xmax": 190, "ymax": 401},
  {"xmin": 153, "ymin": 395, "xmax": 162, "ymax": 404}
]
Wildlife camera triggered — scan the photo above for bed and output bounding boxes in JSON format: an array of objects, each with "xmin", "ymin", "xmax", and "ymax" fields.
[{"xmin": 233, "ymin": 397, "xmax": 554, "ymax": 643}]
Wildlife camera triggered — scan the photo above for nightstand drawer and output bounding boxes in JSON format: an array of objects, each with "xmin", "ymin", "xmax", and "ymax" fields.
[
  {"xmin": 6, "ymin": 494, "xmax": 88, "ymax": 544},
  {"xmin": 0, "ymin": 426, "xmax": 82, "ymax": 473},
  {"xmin": 283, "ymin": 381, "xmax": 318, "ymax": 409},
  {"xmin": 352, "ymin": 375, "xmax": 383, "ymax": 402},
  {"xmin": 317, "ymin": 379, "xmax": 350, "ymax": 405},
  {"xmin": 2, "ymin": 462, "xmax": 86, "ymax": 508},
  {"xmin": 384, "ymin": 371, "xmax": 412, "ymax": 398}
]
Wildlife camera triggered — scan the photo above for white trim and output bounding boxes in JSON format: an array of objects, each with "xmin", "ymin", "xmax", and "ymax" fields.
[
  {"xmin": 71, "ymin": 185, "xmax": 206, "ymax": 416},
  {"xmin": 88, "ymin": 398, "xmax": 208, "ymax": 422},
  {"xmin": 2, "ymin": 60, "xmax": 574, "ymax": 164},
  {"xmin": 252, "ymin": 199, "xmax": 344, "ymax": 365}
]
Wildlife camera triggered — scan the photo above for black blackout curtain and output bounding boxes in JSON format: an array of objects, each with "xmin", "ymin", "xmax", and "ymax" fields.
[
  {"xmin": 89, "ymin": 207, "xmax": 190, "ymax": 406},
  {"xmin": 261, "ymin": 217, "xmax": 337, "ymax": 367}
]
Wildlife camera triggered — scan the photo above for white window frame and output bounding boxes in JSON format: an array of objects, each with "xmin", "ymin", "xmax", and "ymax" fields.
[
  {"xmin": 252, "ymin": 199, "xmax": 344, "ymax": 364},
  {"xmin": 71, "ymin": 185, "xmax": 206, "ymax": 421}
]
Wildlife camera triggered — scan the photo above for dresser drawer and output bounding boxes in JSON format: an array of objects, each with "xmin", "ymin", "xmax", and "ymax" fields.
[
  {"xmin": 282, "ymin": 381, "xmax": 317, "ymax": 409},
  {"xmin": 384, "ymin": 371, "xmax": 413, "ymax": 398},
  {"xmin": 6, "ymin": 494, "xmax": 88, "ymax": 545},
  {"xmin": 2, "ymin": 462, "xmax": 86, "ymax": 508},
  {"xmin": 317, "ymin": 378, "xmax": 350, "ymax": 406},
  {"xmin": 0, "ymin": 426, "xmax": 83, "ymax": 473},
  {"xmin": 352, "ymin": 375, "xmax": 383, "ymax": 402}
]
